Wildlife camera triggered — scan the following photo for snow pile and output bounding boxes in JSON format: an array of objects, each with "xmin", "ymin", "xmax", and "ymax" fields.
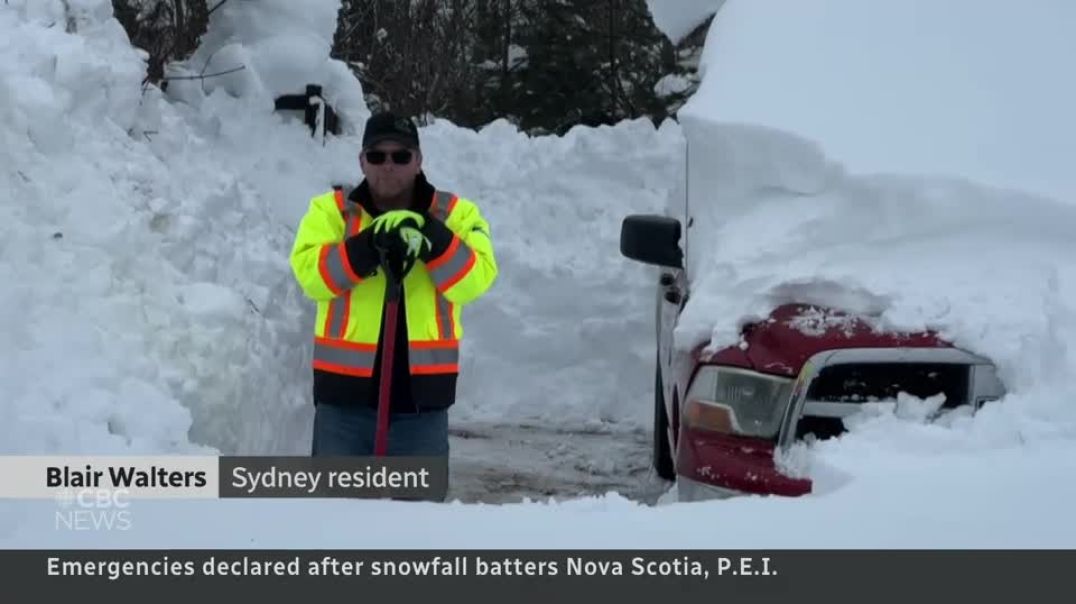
[
  {"xmin": 419, "ymin": 117, "xmax": 681, "ymax": 430},
  {"xmin": 673, "ymin": 0, "xmax": 1076, "ymax": 501},
  {"xmin": 164, "ymin": 0, "xmax": 366, "ymax": 133},
  {"xmin": 3, "ymin": 0, "xmax": 1076, "ymax": 550},
  {"xmin": 0, "ymin": 0, "xmax": 681, "ymax": 464},
  {"xmin": 0, "ymin": 0, "xmax": 203, "ymax": 455},
  {"xmin": 5, "ymin": 452, "xmax": 1076, "ymax": 547},
  {"xmin": 674, "ymin": 122, "xmax": 1076, "ymax": 415},
  {"xmin": 0, "ymin": 0, "xmax": 365, "ymax": 456},
  {"xmin": 688, "ymin": 0, "xmax": 1076, "ymax": 204}
]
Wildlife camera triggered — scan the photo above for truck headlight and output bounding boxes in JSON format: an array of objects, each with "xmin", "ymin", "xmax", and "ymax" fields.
[{"xmin": 683, "ymin": 367, "xmax": 794, "ymax": 439}]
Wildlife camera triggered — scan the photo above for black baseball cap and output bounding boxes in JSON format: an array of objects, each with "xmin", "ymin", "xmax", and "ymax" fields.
[{"xmin": 362, "ymin": 112, "xmax": 420, "ymax": 149}]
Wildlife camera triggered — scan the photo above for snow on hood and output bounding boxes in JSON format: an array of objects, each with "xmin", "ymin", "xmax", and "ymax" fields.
[{"xmin": 670, "ymin": 0, "xmax": 1076, "ymax": 454}]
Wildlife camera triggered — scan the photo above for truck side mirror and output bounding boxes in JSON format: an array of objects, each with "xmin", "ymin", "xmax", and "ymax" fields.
[{"xmin": 620, "ymin": 214, "xmax": 683, "ymax": 268}]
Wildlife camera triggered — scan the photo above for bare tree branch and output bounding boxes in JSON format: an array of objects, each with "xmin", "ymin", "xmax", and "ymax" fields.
[
  {"xmin": 160, "ymin": 65, "xmax": 245, "ymax": 81},
  {"xmin": 207, "ymin": 0, "xmax": 229, "ymax": 17}
]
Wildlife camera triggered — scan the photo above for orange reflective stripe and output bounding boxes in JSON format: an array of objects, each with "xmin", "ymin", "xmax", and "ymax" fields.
[
  {"xmin": 433, "ymin": 292, "xmax": 444, "ymax": 339},
  {"xmin": 321, "ymin": 243, "xmax": 361, "ymax": 291},
  {"xmin": 339, "ymin": 289, "xmax": 352, "ymax": 337},
  {"xmin": 313, "ymin": 360, "xmax": 373, "ymax": 378},
  {"xmin": 439, "ymin": 252, "xmax": 475, "ymax": 292},
  {"xmin": 325, "ymin": 297, "xmax": 345, "ymax": 337},
  {"xmin": 434, "ymin": 293, "xmax": 453, "ymax": 340},
  {"xmin": 411, "ymin": 364, "xmax": 459, "ymax": 375},
  {"xmin": 427, "ymin": 237, "xmax": 476, "ymax": 293},
  {"xmin": 316, "ymin": 337, "xmax": 378, "ymax": 352},
  {"xmin": 347, "ymin": 211, "xmax": 362, "ymax": 237},
  {"xmin": 410, "ymin": 340, "xmax": 458, "ymax": 349},
  {"xmin": 425, "ymin": 236, "xmax": 459, "ymax": 272},
  {"xmin": 317, "ymin": 194, "xmax": 362, "ymax": 338},
  {"xmin": 444, "ymin": 299, "xmax": 455, "ymax": 339},
  {"xmin": 409, "ymin": 340, "xmax": 459, "ymax": 374},
  {"xmin": 318, "ymin": 246, "xmax": 344, "ymax": 296},
  {"xmin": 313, "ymin": 337, "xmax": 376, "ymax": 377}
]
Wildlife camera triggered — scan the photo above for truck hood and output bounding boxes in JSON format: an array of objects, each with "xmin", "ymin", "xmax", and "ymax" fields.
[{"xmin": 703, "ymin": 303, "xmax": 950, "ymax": 378}]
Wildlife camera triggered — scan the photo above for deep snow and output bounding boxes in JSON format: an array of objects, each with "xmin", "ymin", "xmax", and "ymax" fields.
[
  {"xmin": 0, "ymin": 0, "xmax": 679, "ymax": 463},
  {"xmin": 669, "ymin": 0, "xmax": 1076, "ymax": 540},
  {"xmin": 685, "ymin": 0, "xmax": 1076, "ymax": 204},
  {"xmin": 3, "ymin": 0, "xmax": 1076, "ymax": 549}
]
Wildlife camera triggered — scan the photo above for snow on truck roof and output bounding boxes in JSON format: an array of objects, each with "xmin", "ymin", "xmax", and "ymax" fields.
[{"xmin": 675, "ymin": 0, "xmax": 1076, "ymax": 205}]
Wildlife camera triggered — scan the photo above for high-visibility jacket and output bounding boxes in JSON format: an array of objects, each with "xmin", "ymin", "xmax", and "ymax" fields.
[{"xmin": 289, "ymin": 175, "xmax": 497, "ymax": 410}]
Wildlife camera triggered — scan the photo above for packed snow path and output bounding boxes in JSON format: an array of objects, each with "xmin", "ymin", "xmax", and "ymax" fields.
[{"xmin": 447, "ymin": 422, "xmax": 671, "ymax": 504}]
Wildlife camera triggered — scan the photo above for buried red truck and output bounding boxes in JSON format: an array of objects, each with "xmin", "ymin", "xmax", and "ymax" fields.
[{"xmin": 619, "ymin": 214, "xmax": 1006, "ymax": 501}]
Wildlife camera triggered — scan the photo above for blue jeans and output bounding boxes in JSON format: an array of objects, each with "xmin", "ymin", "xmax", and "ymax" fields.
[
  {"xmin": 311, "ymin": 403, "xmax": 449, "ymax": 457},
  {"xmin": 312, "ymin": 403, "xmax": 450, "ymax": 501}
]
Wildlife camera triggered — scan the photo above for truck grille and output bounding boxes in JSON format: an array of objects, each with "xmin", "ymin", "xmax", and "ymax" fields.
[
  {"xmin": 805, "ymin": 362, "xmax": 970, "ymax": 408},
  {"xmin": 795, "ymin": 362, "xmax": 971, "ymax": 441}
]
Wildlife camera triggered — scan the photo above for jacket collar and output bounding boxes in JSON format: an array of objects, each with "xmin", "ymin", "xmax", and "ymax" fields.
[{"xmin": 348, "ymin": 171, "xmax": 436, "ymax": 217}]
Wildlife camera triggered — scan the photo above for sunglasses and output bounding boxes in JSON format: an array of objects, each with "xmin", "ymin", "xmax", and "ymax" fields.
[{"xmin": 364, "ymin": 149, "xmax": 414, "ymax": 165}]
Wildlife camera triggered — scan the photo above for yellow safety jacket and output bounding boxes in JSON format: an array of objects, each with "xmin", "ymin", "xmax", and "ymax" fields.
[{"xmin": 289, "ymin": 177, "xmax": 497, "ymax": 409}]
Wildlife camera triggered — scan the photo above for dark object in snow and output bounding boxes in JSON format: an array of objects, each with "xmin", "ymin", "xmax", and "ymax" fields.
[{"xmin": 274, "ymin": 84, "xmax": 341, "ymax": 139}]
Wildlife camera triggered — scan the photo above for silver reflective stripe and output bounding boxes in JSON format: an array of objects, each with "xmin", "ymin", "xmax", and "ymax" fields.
[
  {"xmin": 324, "ymin": 245, "xmax": 358, "ymax": 290},
  {"xmin": 431, "ymin": 191, "xmax": 454, "ymax": 221},
  {"xmin": 429, "ymin": 244, "xmax": 475, "ymax": 289},
  {"xmin": 409, "ymin": 346, "xmax": 459, "ymax": 367},
  {"xmin": 314, "ymin": 341, "xmax": 375, "ymax": 369},
  {"xmin": 325, "ymin": 298, "xmax": 348, "ymax": 338},
  {"xmin": 437, "ymin": 294, "xmax": 454, "ymax": 340}
]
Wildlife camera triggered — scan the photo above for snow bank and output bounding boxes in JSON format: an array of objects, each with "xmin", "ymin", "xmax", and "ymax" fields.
[
  {"xmin": 1, "ymin": 0, "xmax": 204, "ymax": 455},
  {"xmin": 674, "ymin": 122, "xmax": 1076, "ymax": 405},
  {"xmin": 5, "ymin": 446, "xmax": 1076, "ymax": 547},
  {"xmin": 687, "ymin": 0, "xmax": 1076, "ymax": 204},
  {"xmin": 3, "ymin": 0, "xmax": 1076, "ymax": 549},
  {"xmin": 164, "ymin": 0, "xmax": 366, "ymax": 134},
  {"xmin": 667, "ymin": 0, "xmax": 1076, "ymax": 521},
  {"xmin": 0, "ymin": 0, "xmax": 682, "ymax": 465},
  {"xmin": 674, "ymin": 0, "xmax": 1076, "ymax": 413},
  {"xmin": 420, "ymin": 117, "xmax": 682, "ymax": 430},
  {"xmin": 0, "ymin": 0, "xmax": 366, "ymax": 456}
]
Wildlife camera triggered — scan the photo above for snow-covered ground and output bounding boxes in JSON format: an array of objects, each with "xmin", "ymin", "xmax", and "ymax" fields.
[{"xmin": 3, "ymin": 0, "xmax": 1076, "ymax": 548}]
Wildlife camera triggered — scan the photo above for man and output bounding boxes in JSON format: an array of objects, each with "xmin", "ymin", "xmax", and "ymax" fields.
[{"xmin": 288, "ymin": 112, "xmax": 497, "ymax": 499}]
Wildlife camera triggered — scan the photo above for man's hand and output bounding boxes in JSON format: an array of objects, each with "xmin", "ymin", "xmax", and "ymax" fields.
[
  {"xmin": 370, "ymin": 209, "xmax": 425, "ymax": 234},
  {"xmin": 369, "ymin": 210, "xmax": 431, "ymax": 278}
]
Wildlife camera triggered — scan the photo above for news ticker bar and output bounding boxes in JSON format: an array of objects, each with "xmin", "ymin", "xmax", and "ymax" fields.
[
  {"xmin": 0, "ymin": 456, "xmax": 448, "ymax": 500},
  {"xmin": 4, "ymin": 550, "xmax": 1074, "ymax": 602}
]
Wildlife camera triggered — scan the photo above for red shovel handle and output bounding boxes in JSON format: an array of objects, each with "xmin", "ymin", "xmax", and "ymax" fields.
[{"xmin": 374, "ymin": 297, "xmax": 397, "ymax": 456}]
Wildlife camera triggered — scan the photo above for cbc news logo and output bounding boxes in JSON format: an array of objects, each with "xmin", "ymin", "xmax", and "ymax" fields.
[{"xmin": 54, "ymin": 488, "xmax": 132, "ymax": 532}]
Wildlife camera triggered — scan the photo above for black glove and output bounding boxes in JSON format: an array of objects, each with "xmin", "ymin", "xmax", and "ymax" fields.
[
  {"xmin": 368, "ymin": 210, "xmax": 431, "ymax": 280},
  {"xmin": 343, "ymin": 228, "xmax": 381, "ymax": 278},
  {"xmin": 418, "ymin": 216, "xmax": 456, "ymax": 262}
]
